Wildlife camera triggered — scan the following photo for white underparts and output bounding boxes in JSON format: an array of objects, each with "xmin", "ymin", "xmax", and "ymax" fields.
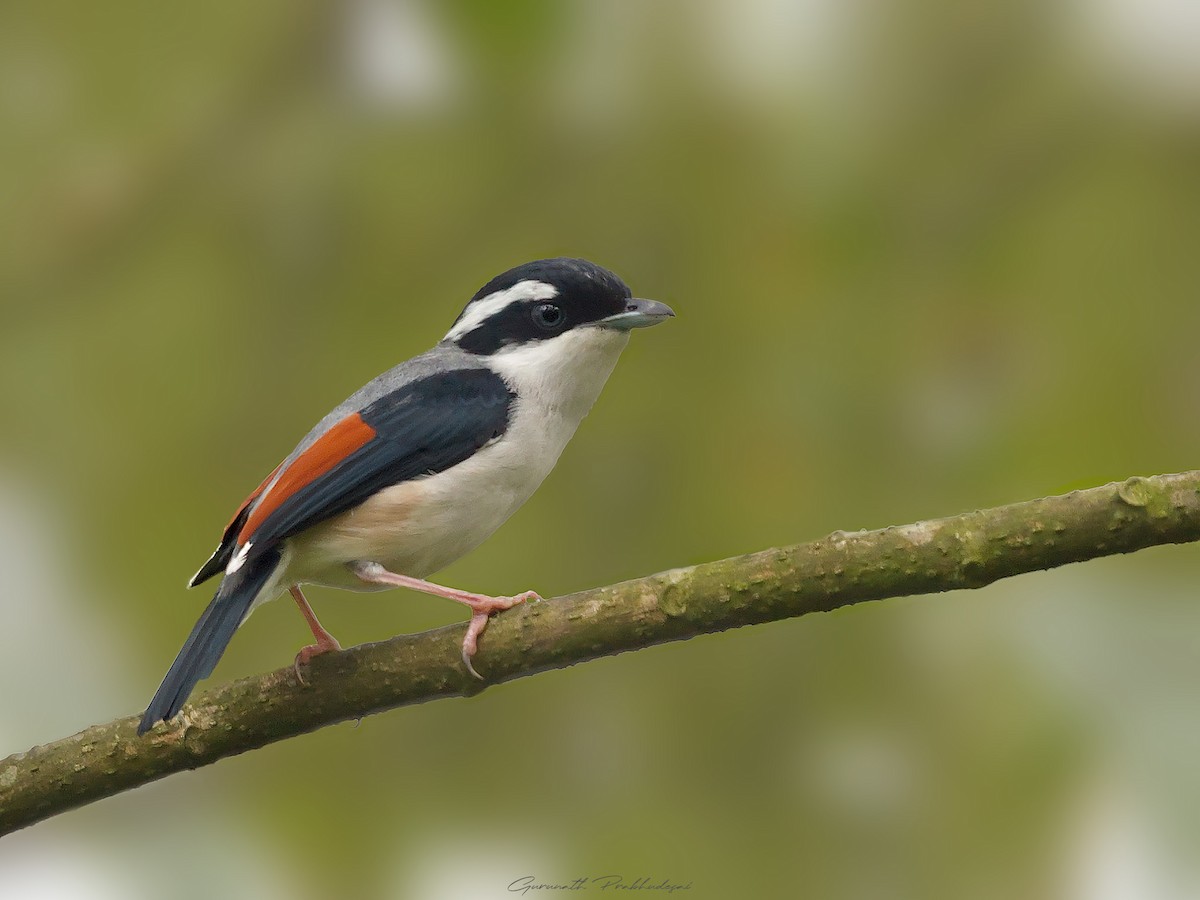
[{"xmin": 281, "ymin": 325, "xmax": 632, "ymax": 592}]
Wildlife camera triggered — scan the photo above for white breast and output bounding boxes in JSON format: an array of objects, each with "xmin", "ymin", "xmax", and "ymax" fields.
[{"xmin": 286, "ymin": 326, "xmax": 632, "ymax": 590}]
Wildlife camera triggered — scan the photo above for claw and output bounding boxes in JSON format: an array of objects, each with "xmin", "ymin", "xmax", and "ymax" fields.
[
  {"xmin": 458, "ymin": 591, "xmax": 538, "ymax": 679},
  {"xmin": 292, "ymin": 633, "xmax": 342, "ymax": 686},
  {"xmin": 462, "ymin": 643, "xmax": 483, "ymax": 681}
]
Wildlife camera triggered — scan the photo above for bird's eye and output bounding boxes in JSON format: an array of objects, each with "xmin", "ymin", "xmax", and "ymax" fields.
[{"xmin": 531, "ymin": 303, "xmax": 564, "ymax": 331}]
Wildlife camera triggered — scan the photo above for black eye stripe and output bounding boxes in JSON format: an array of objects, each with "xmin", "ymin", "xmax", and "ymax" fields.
[
  {"xmin": 455, "ymin": 300, "xmax": 567, "ymax": 354},
  {"xmin": 451, "ymin": 259, "xmax": 632, "ymax": 355}
]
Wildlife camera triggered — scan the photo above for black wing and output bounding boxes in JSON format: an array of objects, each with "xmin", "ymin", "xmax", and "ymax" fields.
[{"xmin": 241, "ymin": 368, "xmax": 515, "ymax": 550}]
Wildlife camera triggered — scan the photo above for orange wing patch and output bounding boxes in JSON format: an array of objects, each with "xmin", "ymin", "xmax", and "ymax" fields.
[
  {"xmin": 225, "ymin": 462, "xmax": 283, "ymax": 531},
  {"xmin": 238, "ymin": 413, "xmax": 377, "ymax": 543}
]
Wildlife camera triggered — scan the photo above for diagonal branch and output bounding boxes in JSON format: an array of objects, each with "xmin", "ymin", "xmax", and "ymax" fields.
[{"xmin": 3, "ymin": 471, "xmax": 1200, "ymax": 836}]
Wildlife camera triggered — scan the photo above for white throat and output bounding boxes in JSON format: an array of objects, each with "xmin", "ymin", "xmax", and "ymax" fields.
[{"xmin": 486, "ymin": 326, "xmax": 632, "ymax": 426}]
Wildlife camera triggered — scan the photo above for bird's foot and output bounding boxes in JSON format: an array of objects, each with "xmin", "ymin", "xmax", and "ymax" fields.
[
  {"xmin": 459, "ymin": 590, "xmax": 539, "ymax": 680},
  {"xmin": 348, "ymin": 561, "xmax": 537, "ymax": 680},
  {"xmin": 289, "ymin": 585, "xmax": 343, "ymax": 685},
  {"xmin": 293, "ymin": 632, "xmax": 342, "ymax": 685}
]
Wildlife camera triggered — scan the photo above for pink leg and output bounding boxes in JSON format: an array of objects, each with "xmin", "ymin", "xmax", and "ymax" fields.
[
  {"xmin": 290, "ymin": 585, "xmax": 342, "ymax": 684},
  {"xmin": 349, "ymin": 561, "xmax": 538, "ymax": 680}
]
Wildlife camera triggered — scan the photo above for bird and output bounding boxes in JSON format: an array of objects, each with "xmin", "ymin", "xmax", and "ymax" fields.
[{"xmin": 137, "ymin": 257, "xmax": 674, "ymax": 735}]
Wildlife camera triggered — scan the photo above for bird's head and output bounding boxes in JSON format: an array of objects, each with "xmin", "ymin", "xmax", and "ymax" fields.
[{"xmin": 443, "ymin": 258, "xmax": 674, "ymax": 357}]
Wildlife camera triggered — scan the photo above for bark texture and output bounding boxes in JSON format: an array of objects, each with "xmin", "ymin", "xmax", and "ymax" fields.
[{"xmin": 3, "ymin": 471, "xmax": 1199, "ymax": 836}]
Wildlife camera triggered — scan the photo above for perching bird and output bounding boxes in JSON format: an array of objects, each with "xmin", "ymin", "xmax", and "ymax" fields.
[{"xmin": 137, "ymin": 257, "xmax": 673, "ymax": 735}]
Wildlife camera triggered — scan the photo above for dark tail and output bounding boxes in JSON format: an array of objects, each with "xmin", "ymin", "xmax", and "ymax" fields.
[{"xmin": 138, "ymin": 547, "xmax": 282, "ymax": 735}]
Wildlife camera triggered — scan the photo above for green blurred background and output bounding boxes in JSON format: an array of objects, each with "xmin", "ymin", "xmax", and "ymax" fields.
[{"xmin": 2, "ymin": 1, "xmax": 1200, "ymax": 897}]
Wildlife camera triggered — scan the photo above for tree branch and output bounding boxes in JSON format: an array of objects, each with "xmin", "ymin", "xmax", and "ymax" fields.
[{"xmin": 4, "ymin": 471, "xmax": 1200, "ymax": 836}]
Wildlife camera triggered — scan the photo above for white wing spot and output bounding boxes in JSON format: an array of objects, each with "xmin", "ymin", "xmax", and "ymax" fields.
[{"xmin": 226, "ymin": 542, "xmax": 253, "ymax": 575}]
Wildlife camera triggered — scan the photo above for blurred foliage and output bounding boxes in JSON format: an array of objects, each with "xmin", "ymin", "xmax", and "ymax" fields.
[{"xmin": 1, "ymin": 1, "xmax": 1200, "ymax": 898}]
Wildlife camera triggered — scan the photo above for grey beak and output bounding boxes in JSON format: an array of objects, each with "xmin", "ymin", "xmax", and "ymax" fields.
[{"xmin": 599, "ymin": 298, "xmax": 676, "ymax": 331}]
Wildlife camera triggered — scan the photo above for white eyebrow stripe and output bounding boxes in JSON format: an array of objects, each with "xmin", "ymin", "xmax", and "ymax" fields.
[{"xmin": 443, "ymin": 280, "xmax": 559, "ymax": 343}]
